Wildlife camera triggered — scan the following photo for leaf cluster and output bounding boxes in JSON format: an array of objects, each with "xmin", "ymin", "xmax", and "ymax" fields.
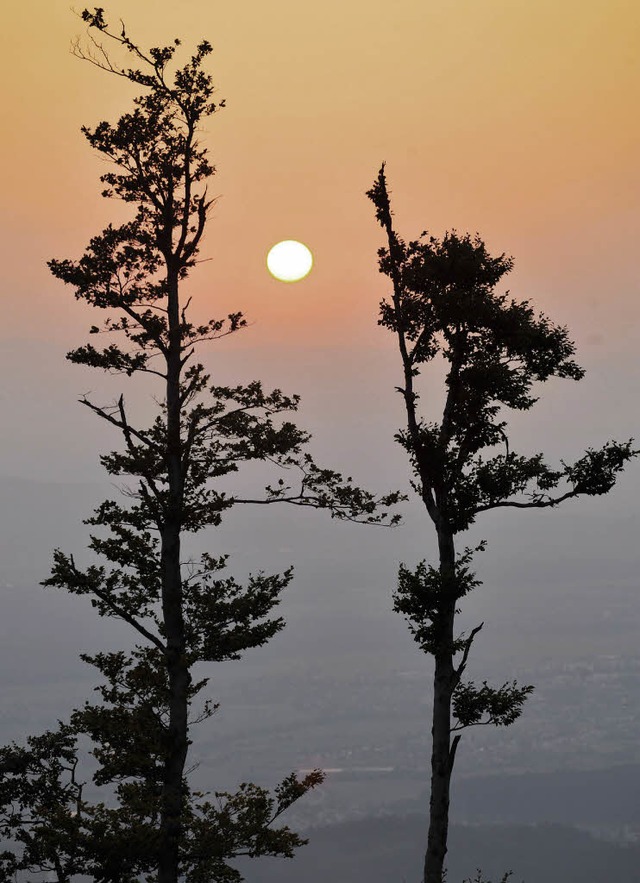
[
  {"xmin": 393, "ymin": 545, "xmax": 485, "ymax": 655},
  {"xmin": 71, "ymin": 646, "xmax": 174, "ymax": 789},
  {"xmin": 45, "ymin": 537, "xmax": 293, "ymax": 665},
  {"xmin": 262, "ymin": 452, "xmax": 405, "ymax": 525},
  {"xmin": 452, "ymin": 680, "xmax": 534, "ymax": 731},
  {"xmin": 0, "ymin": 726, "xmax": 86, "ymax": 881},
  {"xmin": 182, "ymin": 771, "xmax": 324, "ymax": 882},
  {"xmin": 183, "ymin": 554, "xmax": 289, "ymax": 662},
  {"xmin": 450, "ymin": 439, "xmax": 638, "ymax": 531},
  {"xmin": 368, "ymin": 166, "xmax": 638, "ymax": 534}
]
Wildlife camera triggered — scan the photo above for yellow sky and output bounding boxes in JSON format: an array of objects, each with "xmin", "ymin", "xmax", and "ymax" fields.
[{"xmin": 1, "ymin": 0, "xmax": 638, "ymax": 350}]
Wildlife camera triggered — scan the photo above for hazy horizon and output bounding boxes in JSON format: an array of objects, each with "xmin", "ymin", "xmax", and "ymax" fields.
[{"xmin": 1, "ymin": 2, "xmax": 639, "ymax": 879}]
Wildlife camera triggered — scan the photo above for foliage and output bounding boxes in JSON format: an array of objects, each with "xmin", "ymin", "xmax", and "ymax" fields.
[
  {"xmin": 451, "ymin": 680, "xmax": 534, "ymax": 730},
  {"xmin": 367, "ymin": 163, "xmax": 637, "ymax": 883},
  {"xmin": 0, "ymin": 726, "xmax": 85, "ymax": 881},
  {"xmin": 1, "ymin": 11, "xmax": 400, "ymax": 882},
  {"xmin": 394, "ymin": 543, "xmax": 484, "ymax": 655},
  {"xmin": 368, "ymin": 169, "xmax": 635, "ymax": 534},
  {"xmin": 0, "ymin": 726, "xmax": 324, "ymax": 882}
]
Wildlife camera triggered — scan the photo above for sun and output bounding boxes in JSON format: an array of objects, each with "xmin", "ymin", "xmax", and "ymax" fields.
[{"xmin": 267, "ymin": 240, "xmax": 313, "ymax": 283}]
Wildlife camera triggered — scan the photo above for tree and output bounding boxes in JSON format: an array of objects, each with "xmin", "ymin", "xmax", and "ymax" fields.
[
  {"xmin": 367, "ymin": 164, "xmax": 637, "ymax": 883},
  {"xmin": 0, "ymin": 720, "xmax": 325, "ymax": 882},
  {"xmin": 0, "ymin": 12, "xmax": 401, "ymax": 883},
  {"xmin": 0, "ymin": 726, "xmax": 86, "ymax": 881}
]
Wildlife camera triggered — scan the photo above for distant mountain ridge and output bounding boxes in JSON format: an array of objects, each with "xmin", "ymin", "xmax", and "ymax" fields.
[
  {"xmin": 234, "ymin": 816, "xmax": 640, "ymax": 883},
  {"xmin": 451, "ymin": 765, "xmax": 640, "ymax": 829}
]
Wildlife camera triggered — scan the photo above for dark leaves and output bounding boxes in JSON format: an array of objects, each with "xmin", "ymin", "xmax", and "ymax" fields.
[
  {"xmin": 393, "ymin": 545, "xmax": 485, "ymax": 654},
  {"xmin": 182, "ymin": 555, "xmax": 290, "ymax": 662},
  {"xmin": 368, "ymin": 168, "xmax": 636, "ymax": 534},
  {"xmin": 81, "ymin": 7, "xmax": 107, "ymax": 30},
  {"xmin": 452, "ymin": 680, "xmax": 534, "ymax": 730},
  {"xmin": 562, "ymin": 439, "xmax": 637, "ymax": 495},
  {"xmin": 182, "ymin": 771, "xmax": 324, "ymax": 880},
  {"xmin": 0, "ymin": 725, "xmax": 87, "ymax": 880},
  {"xmin": 67, "ymin": 342, "xmax": 149, "ymax": 375}
]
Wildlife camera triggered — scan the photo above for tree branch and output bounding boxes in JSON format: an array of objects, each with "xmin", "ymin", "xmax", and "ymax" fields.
[
  {"xmin": 473, "ymin": 489, "xmax": 579, "ymax": 515},
  {"xmin": 79, "ymin": 396, "xmax": 161, "ymax": 451},
  {"xmin": 454, "ymin": 621, "xmax": 484, "ymax": 681},
  {"xmin": 451, "ymin": 718, "xmax": 509, "ymax": 733},
  {"xmin": 368, "ymin": 165, "xmax": 439, "ymax": 523},
  {"xmin": 66, "ymin": 555, "xmax": 166, "ymax": 653},
  {"xmin": 449, "ymin": 734, "xmax": 461, "ymax": 773},
  {"xmin": 232, "ymin": 495, "xmax": 397, "ymax": 526},
  {"xmin": 86, "ymin": 588, "xmax": 165, "ymax": 653}
]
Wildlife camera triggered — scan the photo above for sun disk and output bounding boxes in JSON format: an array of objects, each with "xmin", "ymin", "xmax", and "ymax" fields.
[{"xmin": 267, "ymin": 240, "xmax": 313, "ymax": 282}]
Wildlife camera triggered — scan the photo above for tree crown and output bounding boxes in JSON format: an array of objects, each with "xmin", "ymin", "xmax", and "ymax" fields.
[{"xmin": 367, "ymin": 164, "xmax": 636, "ymax": 532}]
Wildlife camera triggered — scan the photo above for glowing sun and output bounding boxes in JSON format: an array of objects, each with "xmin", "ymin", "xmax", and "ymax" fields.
[{"xmin": 267, "ymin": 240, "xmax": 313, "ymax": 282}]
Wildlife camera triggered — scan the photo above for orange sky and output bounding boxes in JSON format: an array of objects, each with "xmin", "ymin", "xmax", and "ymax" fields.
[
  {"xmin": 2, "ymin": 0, "xmax": 638, "ymax": 342},
  {"xmin": 1, "ymin": 0, "xmax": 639, "ymax": 480}
]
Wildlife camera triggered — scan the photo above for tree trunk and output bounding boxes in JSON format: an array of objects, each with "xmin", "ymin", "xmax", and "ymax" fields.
[
  {"xmin": 157, "ymin": 520, "xmax": 190, "ymax": 883},
  {"xmin": 424, "ymin": 527, "xmax": 456, "ymax": 883},
  {"xmin": 158, "ymin": 270, "xmax": 190, "ymax": 883}
]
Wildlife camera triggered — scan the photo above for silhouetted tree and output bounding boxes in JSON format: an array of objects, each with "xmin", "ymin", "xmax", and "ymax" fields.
[
  {"xmin": 367, "ymin": 164, "xmax": 637, "ymax": 883},
  {"xmin": 0, "ymin": 12, "xmax": 400, "ymax": 883},
  {"xmin": 0, "ymin": 726, "xmax": 86, "ymax": 881}
]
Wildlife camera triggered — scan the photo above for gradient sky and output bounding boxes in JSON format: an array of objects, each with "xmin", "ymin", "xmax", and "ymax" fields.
[
  {"xmin": 1, "ymin": 0, "xmax": 639, "ymax": 484},
  {"xmin": 1, "ymin": 3, "xmax": 640, "ymax": 800}
]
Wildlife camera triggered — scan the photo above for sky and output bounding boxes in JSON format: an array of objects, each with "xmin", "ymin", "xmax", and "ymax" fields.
[
  {"xmin": 2, "ymin": 1, "xmax": 639, "ymax": 453},
  {"xmin": 2, "ymin": 0, "xmax": 639, "ymax": 345},
  {"xmin": 0, "ymin": 1, "xmax": 639, "ymax": 813},
  {"xmin": 0, "ymin": 0, "xmax": 637, "ymax": 542}
]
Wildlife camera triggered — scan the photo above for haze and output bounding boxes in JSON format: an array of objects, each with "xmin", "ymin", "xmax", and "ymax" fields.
[{"xmin": 1, "ymin": 2, "xmax": 639, "ymax": 880}]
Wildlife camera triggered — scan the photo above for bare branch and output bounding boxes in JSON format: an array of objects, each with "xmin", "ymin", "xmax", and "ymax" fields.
[
  {"xmin": 79, "ymin": 396, "xmax": 161, "ymax": 451},
  {"xmin": 454, "ymin": 622, "xmax": 484, "ymax": 681}
]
